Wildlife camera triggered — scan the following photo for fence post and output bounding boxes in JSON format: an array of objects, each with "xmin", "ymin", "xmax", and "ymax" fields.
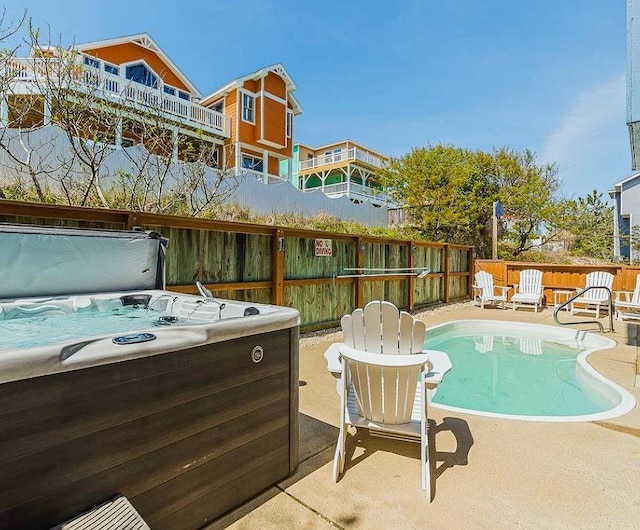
[
  {"xmin": 125, "ymin": 211, "xmax": 138, "ymax": 230},
  {"xmin": 408, "ymin": 241, "xmax": 415, "ymax": 311},
  {"xmin": 272, "ymin": 228, "xmax": 285, "ymax": 306},
  {"xmin": 443, "ymin": 243, "xmax": 450, "ymax": 303},
  {"xmin": 468, "ymin": 247, "xmax": 475, "ymax": 299},
  {"xmin": 355, "ymin": 236, "xmax": 364, "ymax": 309}
]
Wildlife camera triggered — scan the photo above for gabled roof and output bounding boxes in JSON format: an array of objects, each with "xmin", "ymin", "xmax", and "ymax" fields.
[
  {"xmin": 201, "ymin": 63, "xmax": 302, "ymax": 114},
  {"xmin": 610, "ymin": 171, "xmax": 640, "ymax": 194},
  {"xmin": 75, "ymin": 33, "xmax": 201, "ymax": 98}
]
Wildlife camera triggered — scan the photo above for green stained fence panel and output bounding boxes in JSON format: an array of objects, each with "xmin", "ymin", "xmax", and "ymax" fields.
[
  {"xmin": 284, "ymin": 282, "xmax": 354, "ymax": 327},
  {"xmin": 284, "ymin": 237, "xmax": 355, "ymax": 280},
  {"xmin": 153, "ymin": 227, "xmax": 272, "ymax": 286},
  {"xmin": 449, "ymin": 276, "xmax": 469, "ymax": 300},
  {"xmin": 208, "ymin": 288, "xmax": 272, "ymax": 305},
  {"xmin": 450, "ymin": 249, "xmax": 469, "ymax": 273},
  {"xmin": 413, "ymin": 246, "xmax": 444, "ymax": 274},
  {"xmin": 363, "ymin": 243, "xmax": 408, "ymax": 272},
  {"xmin": 363, "ymin": 280, "xmax": 408, "ymax": 310},
  {"xmin": 414, "ymin": 277, "xmax": 444, "ymax": 307}
]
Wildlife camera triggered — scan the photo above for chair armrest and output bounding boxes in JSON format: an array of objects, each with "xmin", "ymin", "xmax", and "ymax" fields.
[
  {"xmin": 495, "ymin": 285, "xmax": 511, "ymax": 294},
  {"xmin": 614, "ymin": 290, "xmax": 633, "ymax": 302},
  {"xmin": 324, "ymin": 343, "xmax": 343, "ymax": 376},
  {"xmin": 423, "ymin": 349, "xmax": 452, "ymax": 384}
]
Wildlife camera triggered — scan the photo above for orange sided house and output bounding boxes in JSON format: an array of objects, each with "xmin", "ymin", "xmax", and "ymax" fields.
[
  {"xmin": 4, "ymin": 33, "xmax": 232, "ymax": 164},
  {"xmin": 5, "ymin": 33, "xmax": 303, "ymax": 179},
  {"xmin": 200, "ymin": 64, "xmax": 302, "ymax": 183}
]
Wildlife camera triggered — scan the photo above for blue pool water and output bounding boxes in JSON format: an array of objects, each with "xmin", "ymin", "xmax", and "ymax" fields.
[
  {"xmin": 424, "ymin": 321, "xmax": 631, "ymax": 420},
  {"xmin": 0, "ymin": 306, "xmax": 207, "ymax": 350}
]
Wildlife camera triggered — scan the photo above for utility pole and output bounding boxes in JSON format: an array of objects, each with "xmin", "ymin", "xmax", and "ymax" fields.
[{"xmin": 492, "ymin": 201, "xmax": 503, "ymax": 260}]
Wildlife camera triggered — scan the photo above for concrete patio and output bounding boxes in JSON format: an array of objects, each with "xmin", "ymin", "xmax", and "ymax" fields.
[{"xmin": 210, "ymin": 302, "xmax": 640, "ymax": 529}]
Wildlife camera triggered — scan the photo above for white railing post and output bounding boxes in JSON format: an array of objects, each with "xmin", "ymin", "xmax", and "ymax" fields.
[{"xmin": 115, "ymin": 118, "xmax": 123, "ymax": 149}]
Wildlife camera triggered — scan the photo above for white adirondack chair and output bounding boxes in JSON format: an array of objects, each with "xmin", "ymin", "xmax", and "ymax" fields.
[
  {"xmin": 570, "ymin": 271, "xmax": 614, "ymax": 318},
  {"xmin": 614, "ymin": 274, "xmax": 640, "ymax": 320},
  {"xmin": 511, "ymin": 269, "xmax": 544, "ymax": 312},
  {"xmin": 333, "ymin": 301, "xmax": 448, "ymax": 501},
  {"xmin": 473, "ymin": 271, "xmax": 510, "ymax": 309}
]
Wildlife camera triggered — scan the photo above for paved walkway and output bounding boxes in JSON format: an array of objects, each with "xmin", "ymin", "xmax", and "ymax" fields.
[{"xmin": 210, "ymin": 303, "xmax": 640, "ymax": 529}]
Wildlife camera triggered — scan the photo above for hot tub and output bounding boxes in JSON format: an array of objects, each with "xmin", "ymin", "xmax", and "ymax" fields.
[{"xmin": 0, "ymin": 224, "xmax": 300, "ymax": 529}]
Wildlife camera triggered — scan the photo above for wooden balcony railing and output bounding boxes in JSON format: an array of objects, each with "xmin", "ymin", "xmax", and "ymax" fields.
[{"xmin": 299, "ymin": 147, "xmax": 387, "ymax": 171}]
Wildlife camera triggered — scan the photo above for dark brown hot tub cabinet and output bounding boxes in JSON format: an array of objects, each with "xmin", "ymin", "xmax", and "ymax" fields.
[{"xmin": 0, "ymin": 327, "xmax": 299, "ymax": 529}]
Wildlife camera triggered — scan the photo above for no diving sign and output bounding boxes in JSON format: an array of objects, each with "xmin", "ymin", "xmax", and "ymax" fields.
[{"xmin": 314, "ymin": 239, "xmax": 332, "ymax": 257}]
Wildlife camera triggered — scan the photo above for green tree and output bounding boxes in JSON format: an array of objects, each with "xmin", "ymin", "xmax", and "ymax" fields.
[
  {"xmin": 492, "ymin": 147, "xmax": 565, "ymax": 257},
  {"xmin": 380, "ymin": 144, "xmax": 566, "ymax": 258},
  {"xmin": 380, "ymin": 144, "xmax": 497, "ymax": 254},
  {"xmin": 565, "ymin": 190, "xmax": 613, "ymax": 260}
]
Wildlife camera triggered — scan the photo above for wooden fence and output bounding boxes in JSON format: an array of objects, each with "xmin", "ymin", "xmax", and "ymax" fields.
[
  {"xmin": 475, "ymin": 260, "xmax": 640, "ymax": 305},
  {"xmin": 0, "ymin": 199, "xmax": 475, "ymax": 331}
]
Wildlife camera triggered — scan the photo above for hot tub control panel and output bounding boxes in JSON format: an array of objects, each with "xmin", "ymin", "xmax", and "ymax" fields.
[{"xmin": 112, "ymin": 333, "xmax": 157, "ymax": 345}]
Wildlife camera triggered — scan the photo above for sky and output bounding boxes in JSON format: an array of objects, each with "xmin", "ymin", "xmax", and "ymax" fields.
[{"xmin": 6, "ymin": 0, "xmax": 630, "ymax": 199}]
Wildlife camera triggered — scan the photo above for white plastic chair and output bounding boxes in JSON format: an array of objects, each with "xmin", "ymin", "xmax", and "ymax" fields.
[
  {"xmin": 511, "ymin": 269, "xmax": 544, "ymax": 312},
  {"xmin": 333, "ymin": 301, "xmax": 446, "ymax": 501},
  {"xmin": 473, "ymin": 271, "xmax": 510, "ymax": 309},
  {"xmin": 570, "ymin": 271, "xmax": 614, "ymax": 318},
  {"xmin": 614, "ymin": 274, "xmax": 640, "ymax": 320}
]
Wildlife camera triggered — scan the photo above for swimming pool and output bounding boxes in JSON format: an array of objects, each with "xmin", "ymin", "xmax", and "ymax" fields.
[{"xmin": 425, "ymin": 320, "xmax": 636, "ymax": 422}]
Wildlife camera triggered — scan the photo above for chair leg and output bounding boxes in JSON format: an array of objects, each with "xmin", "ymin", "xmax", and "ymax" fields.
[
  {"xmin": 422, "ymin": 433, "xmax": 431, "ymax": 502},
  {"xmin": 596, "ymin": 305, "xmax": 600, "ymax": 319},
  {"xmin": 333, "ymin": 424, "xmax": 346, "ymax": 482}
]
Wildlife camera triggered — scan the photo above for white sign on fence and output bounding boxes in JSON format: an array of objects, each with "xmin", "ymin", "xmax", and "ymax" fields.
[{"xmin": 314, "ymin": 239, "xmax": 333, "ymax": 257}]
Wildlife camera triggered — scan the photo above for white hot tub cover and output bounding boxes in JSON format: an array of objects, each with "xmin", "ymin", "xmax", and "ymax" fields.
[{"xmin": 0, "ymin": 224, "xmax": 168, "ymax": 299}]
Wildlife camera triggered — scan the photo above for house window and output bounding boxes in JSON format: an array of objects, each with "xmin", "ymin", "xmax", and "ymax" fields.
[
  {"xmin": 324, "ymin": 148, "xmax": 342, "ymax": 163},
  {"xmin": 125, "ymin": 63, "xmax": 158, "ymax": 89},
  {"xmin": 286, "ymin": 110, "xmax": 293, "ymax": 138},
  {"xmin": 212, "ymin": 101, "xmax": 224, "ymax": 114},
  {"xmin": 242, "ymin": 93, "xmax": 254, "ymax": 123},
  {"xmin": 104, "ymin": 63, "xmax": 119, "ymax": 75},
  {"xmin": 178, "ymin": 91, "xmax": 190, "ymax": 101},
  {"xmin": 163, "ymin": 85, "xmax": 176, "ymax": 96},
  {"xmin": 84, "ymin": 56, "xmax": 99, "ymax": 68},
  {"xmin": 242, "ymin": 154, "xmax": 263, "ymax": 172}
]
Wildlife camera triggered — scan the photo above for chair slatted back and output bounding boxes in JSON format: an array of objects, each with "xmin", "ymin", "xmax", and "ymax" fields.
[
  {"xmin": 584, "ymin": 271, "xmax": 614, "ymax": 301},
  {"xmin": 340, "ymin": 301, "xmax": 427, "ymax": 425},
  {"xmin": 341, "ymin": 300, "xmax": 426, "ymax": 355},
  {"xmin": 474, "ymin": 271, "xmax": 494, "ymax": 297},
  {"xmin": 518, "ymin": 269, "xmax": 543, "ymax": 295},
  {"xmin": 632, "ymin": 275, "xmax": 640, "ymax": 305},
  {"xmin": 349, "ymin": 360, "xmax": 421, "ymax": 424}
]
